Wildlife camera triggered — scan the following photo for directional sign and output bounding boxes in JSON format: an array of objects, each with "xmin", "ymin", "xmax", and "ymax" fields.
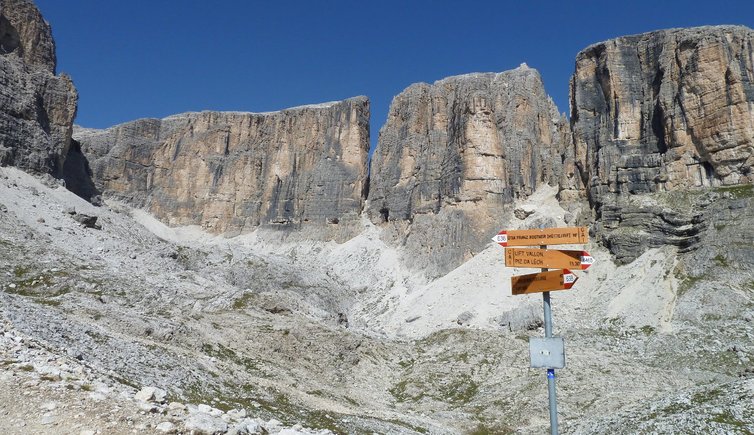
[
  {"xmin": 505, "ymin": 248, "xmax": 595, "ymax": 270},
  {"xmin": 492, "ymin": 227, "xmax": 588, "ymax": 247},
  {"xmin": 511, "ymin": 269, "xmax": 578, "ymax": 295}
]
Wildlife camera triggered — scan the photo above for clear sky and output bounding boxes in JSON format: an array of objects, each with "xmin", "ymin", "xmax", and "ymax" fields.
[{"xmin": 36, "ymin": 0, "xmax": 754, "ymax": 152}]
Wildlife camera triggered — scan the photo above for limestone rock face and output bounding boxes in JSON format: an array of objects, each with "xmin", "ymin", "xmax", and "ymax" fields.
[
  {"xmin": 0, "ymin": 0, "xmax": 78, "ymax": 175},
  {"xmin": 74, "ymin": 98, "xmax": 370, "ymax": 241},
  {"xmin": 571, "ymin": 26, "xmax": 754, "ymax": 262},
  {"xmin": 368, "ymin": 66, "xmax": 569, "ymax": 276}
]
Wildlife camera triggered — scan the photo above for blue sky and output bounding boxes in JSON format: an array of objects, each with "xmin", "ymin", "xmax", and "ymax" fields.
[{"xmin": 36, "ymin": 1, "xmax": 754, "ymax": 151}]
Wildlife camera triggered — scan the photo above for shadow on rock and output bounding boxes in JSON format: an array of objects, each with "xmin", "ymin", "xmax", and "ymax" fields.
[{"xmin": 62, "ymin": 139, "xmax": 102, "ymax": 205}]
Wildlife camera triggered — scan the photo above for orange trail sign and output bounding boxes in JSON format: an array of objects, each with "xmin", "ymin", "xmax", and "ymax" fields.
[
  {"xmin": 492, "ymin": 227, "xmax": 588, "ymax": 247},
  {"xmin": 505, "ymin": 248, "xmax": 595, "ymax": 270},
  {"xmin": 511, "ymin": 269, "xmax": 578, "ymax": 295}
]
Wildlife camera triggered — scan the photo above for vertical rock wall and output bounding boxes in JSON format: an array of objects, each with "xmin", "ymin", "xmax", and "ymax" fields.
[
  {"xmin": 368, "ymin": 66, "xmax": 570, "ymax": 276},
  {"xmin": 75, "ymin": 98, "xmax": 370, "ymax": 241},
  {"xmin": 0, "ymin": 0, "xmax": 77, "ymax": 176},
  {"xmin": 571, "ymin": 26, "xmax": 754, "ymax": 262}
]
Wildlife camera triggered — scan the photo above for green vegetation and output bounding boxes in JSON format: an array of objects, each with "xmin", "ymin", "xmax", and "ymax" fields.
[
  {"xmin": 713, "ymin": 254, "xmax": 729, "ymax": 267},
  {"xmin": 182, "ymin": 383, "xmax": 352, "ymax": 434},
  {"xmin": 3, "ymin": 269, "xmax": 71, "ymax": 306},
  {"xmin": 232, "ymin": 292, "xmax": 255, "ymax": 310},
  {"xmin": 390, "ymin": 373, "xmax": 479, "ymax": 406},
  {"xmin": 640, "ymin": 325, "xmax": 656, "ymax": 335},
  {"xmin": 702, "ymin": 313, "xmax": 725, "ymax": 321},
  {"xmin": 13, "ymin": 265, "xmax": 31, "ymax": 277},
  {"xmin": 709, "ymin": 409, "xmax": 749, "ymax": 429},
  {"xmin": 691, "ymin": 387, "xmax": 723, "ymax": 405},
  {"xmin": 389, "ymin": 379, "xmax": 415, "ymax": 403},
  {"xmin": 397, "ymin": 358, "xmax": 415, "ymax": 369},
  {"xmin": 674, "ymin": 263, "xmax": 705, "ymax": 298},
  {"xmin": 677, "ymin": 274, "xmax": 704, "ymax": 297},
  {"xmin": 715, "ymin": 183, "xmax": 754, "ymax": 199},
  {"xmin": 201, "ymin": 343, "xmax": 260, "ymax": 373},
  {"xmin": 84, "ymin": 329, "xmax": 110, "ymax": 344},
  {"xmin": 660, "ymin": 401, "xmax": 691, "ymax": 415},
  {"xmin": 440, "ymin": 374, "xmax": 479, "ymax": 405}
]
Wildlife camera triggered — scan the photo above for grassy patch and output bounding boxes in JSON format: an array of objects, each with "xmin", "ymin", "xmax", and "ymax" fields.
[
  {"xmin": 232, "ymin": 292, "xmax": 255, "ymax": 310},
  {"xmin": 675, "ymin": 269, "xmax": 704, "ymax": 298},
  {"xmin": 183, "ymin": 384, "xmax": 352, "ymax": 434},
  {"xmin": 389, "ymin": 379, "xmax": 415, "ymax": 403},
  {"xmin": 110, "ymin": 374, "xmax": 140, "ymax": 390},
  {"xmin": 84, "ymin": 329, "xmax": 110, "ymax": 344},
  {"xmin": 715, "ymin": 183, "xmax": 754, "ymax": 199},
  {"xmin": 661, "ymin": 400, "xmax": 691, "ymax": 415},
  {"xmin": 13, "ymin": 265, "xmax": 31, "ymax": 277},
  {"xmin": 201, "ymin": 343, "xmax": 260, "ymax": 373},
  {"xmin": 709, "ymin": 409, "xmax": 748, "ymax": 428},
  {"xmin": 640, "ymin": 325, "xmax": 655, "ymax": 335},
  {"xmin": 440, "ymin": 375, "xmax": 479, "ymax": 405},
  {"xmin": 397, "ymin": 358, "xmax": 415, "ymax": 369},
  {"xmin": 691, "ymin": 387, "xmax": 723, "ymax": 405},
  {"xmin": 713, "ymin": 254, "xmax": 729, "ymax": 267},
  {"xmin": 390, "ymin": 372, "xmax": 479, "ymax": 406},
  {"xmin": 4, "ymin": 266, "xmax": 73, "ymax": 307}
]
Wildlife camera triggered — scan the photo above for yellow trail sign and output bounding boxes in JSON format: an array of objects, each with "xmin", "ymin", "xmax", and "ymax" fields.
[
  {"xmin": 505, "ymin": 248, "xmax": 595, "ymax": 270},
  {"xmin": 511, "ymin": 269, "xmax": 578, "ymax": 295},
  {"xmin": 492, "ymin": 227, "xmax": 588, "ymax": 247}
]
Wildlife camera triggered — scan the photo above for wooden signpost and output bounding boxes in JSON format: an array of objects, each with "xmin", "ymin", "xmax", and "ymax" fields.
[
  {"xmin": 510, "ymin": 269, "xmax": 578, "ymax": 295},
  {"xmin": 505, "ymin": 248, "xmax": 594, "ymax": 270},
  {"xmin": 494, "ymin": 226, "xmax": 592, "ymax": 435},
  {"xmin": 491, "ymin": 226, "xmax": 588, "ymax": 247}
]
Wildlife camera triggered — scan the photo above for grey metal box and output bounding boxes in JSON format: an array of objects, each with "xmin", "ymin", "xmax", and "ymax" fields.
[{"xmin": 529, "ymin": 337, "xmax": 565, "ymax": 369}]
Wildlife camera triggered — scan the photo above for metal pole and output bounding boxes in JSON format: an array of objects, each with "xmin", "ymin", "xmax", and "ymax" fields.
[{"xmin": 541, "ymin": 244, "xmax": 558, "ymax": 435}]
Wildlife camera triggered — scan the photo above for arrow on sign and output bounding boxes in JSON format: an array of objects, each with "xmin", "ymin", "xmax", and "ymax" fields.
[
  {"xmin": 511, "ymin": 269, "xmax": 578, "ymax": 295},
  {"xmin": 505, "ymin": 248, "xmax": 595, "ymax": 270},
  {"xmin": 492, "ymin": 227, "xmax": 588, "ymax": 247}
]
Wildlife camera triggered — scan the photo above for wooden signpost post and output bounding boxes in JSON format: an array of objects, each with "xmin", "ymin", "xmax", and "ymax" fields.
[{"xmin": 493, "ymin": 226, "xmax": 592, "ymax": 435}]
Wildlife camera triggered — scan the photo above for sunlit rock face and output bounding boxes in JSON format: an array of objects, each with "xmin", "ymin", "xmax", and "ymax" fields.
[
  {"xmin": 75, "ymin": 97, "xmax": 370, "ymax": 241},
  {"xmin": 368, "ymin": 66, "xmax": 570, "ymax": 277},
  {"xmin": 0, "ymin": 0, "xmax": 78, "ymax": 175},
  {"xmin": 571, "ymin": 25, "xmax": 754, "ymax": 262}
]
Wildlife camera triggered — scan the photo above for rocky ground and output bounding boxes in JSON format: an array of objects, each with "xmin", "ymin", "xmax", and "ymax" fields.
[
  {"xmin": 1, "ymin": 166, "xmax": 753, "ymax": 434},
  {"xmin": 0, "ymin": 317, "xmax": 332, "ymax": 435}
]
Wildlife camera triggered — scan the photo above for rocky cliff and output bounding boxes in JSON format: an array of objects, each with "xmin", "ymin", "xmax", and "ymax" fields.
[
  {"xmin": 74, "ymin": 98, "xmax": 370, "ymax": 241},
  {"xmin": 0, "ymin": 0, "xmax": 77, "ymax": 175},
  {"xmin": 571, "ymin": 26, "xmax": 754, "ymax": 262},
  {"xmin": 368, "ymin": 66, "xmax": 570, "ymax": 276}
]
